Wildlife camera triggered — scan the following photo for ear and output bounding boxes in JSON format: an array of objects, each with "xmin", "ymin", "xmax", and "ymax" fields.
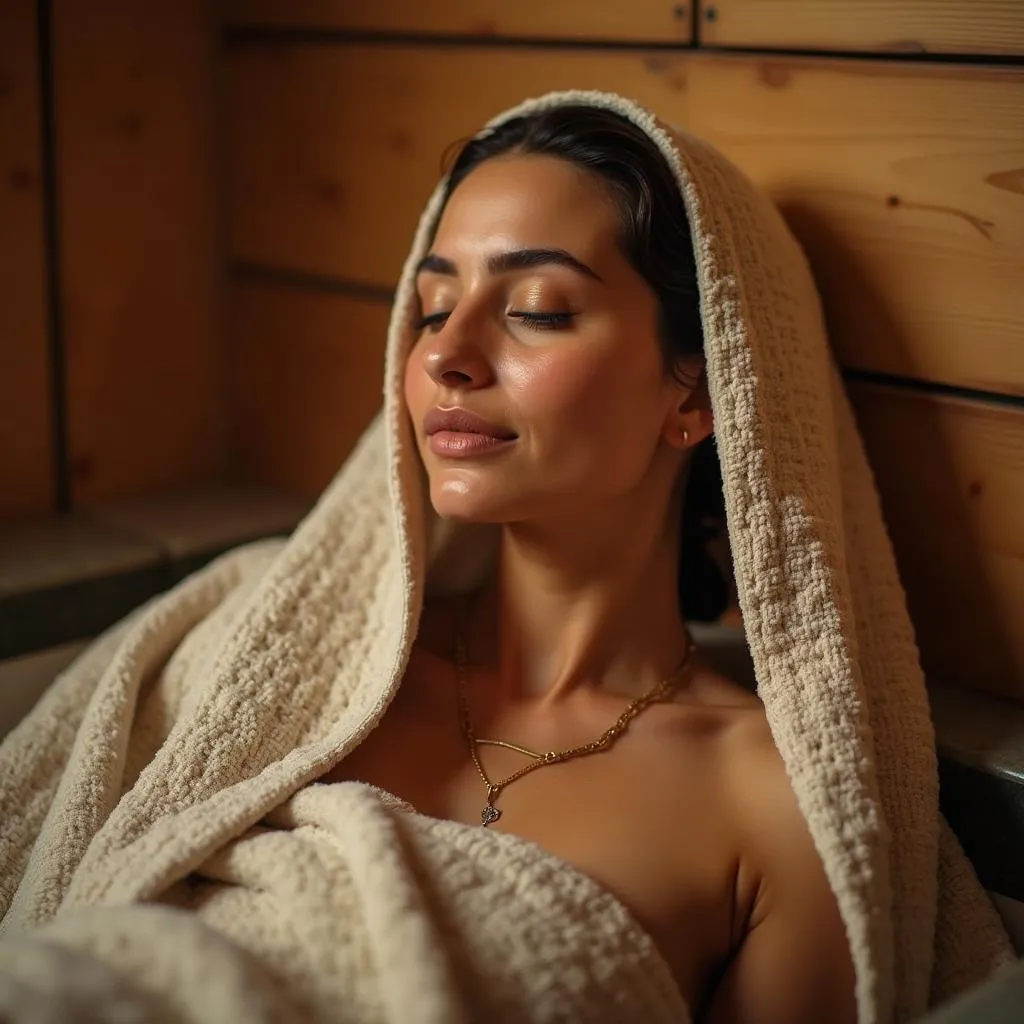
[{"xmin": 663, "ymin": 363, "xmax": 714, "ymax": 450}]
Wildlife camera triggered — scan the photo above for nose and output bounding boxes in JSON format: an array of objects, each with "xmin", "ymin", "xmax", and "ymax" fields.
[{"xmin": 420, "ymin": 311, "xmax": 494, "ymax": 390}]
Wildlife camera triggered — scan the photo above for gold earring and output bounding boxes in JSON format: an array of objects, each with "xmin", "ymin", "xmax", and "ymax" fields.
[{"xmin": 680, "ymin": 427, "xmax": 690, "ymax": 446}]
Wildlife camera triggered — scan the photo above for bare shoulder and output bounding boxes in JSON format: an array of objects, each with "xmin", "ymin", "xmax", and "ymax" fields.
[{"xmin": 680, "ymin": 676, "xmax": 858, "ymax": 1023}]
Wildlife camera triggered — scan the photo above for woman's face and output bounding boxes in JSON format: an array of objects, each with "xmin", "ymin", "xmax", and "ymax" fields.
[{"xmin": 404, "ymin": 154, "xmax": 691, "ymax": 524}]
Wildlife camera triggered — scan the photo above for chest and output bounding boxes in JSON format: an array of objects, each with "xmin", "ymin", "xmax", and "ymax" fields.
[{"xmin": 321, "ymin": 677, "xmax": 739, "ymax": 1007}]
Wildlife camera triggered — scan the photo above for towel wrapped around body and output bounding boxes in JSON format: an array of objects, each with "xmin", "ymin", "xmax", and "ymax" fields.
[
  {"xmin": 0, "ymin": 90, "xmax": 1013, "ymax": 1023},
  {"xmin": 1, "ymin": 779, "xmax": 687, "ymax": 1023}
]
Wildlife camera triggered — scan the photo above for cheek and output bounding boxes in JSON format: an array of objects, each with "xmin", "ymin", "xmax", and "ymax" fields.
[
  {"xmin": 503, "ymin": 342, "xmax": 655, "ymax": 433},
  {"xmin": 502, "ymin": 335, "xmax": 667, "ymax": 493}
]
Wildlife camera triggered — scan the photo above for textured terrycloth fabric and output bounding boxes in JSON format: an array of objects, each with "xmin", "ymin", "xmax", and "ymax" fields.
[
  {"xmin": 1, "ymin": 776, "xmax": 686, "ymax": 1023},
  {"xmin": 0, "ymin": 91, "xmax": 1013, "ymax": 1024}
]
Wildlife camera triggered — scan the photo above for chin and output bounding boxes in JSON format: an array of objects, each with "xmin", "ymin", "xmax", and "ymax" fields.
[
  {"xmin": 429, "ymin": 494, "xmax": 503, "ymax": 524},
  {"xmin": 427, "ymin": 476, "xmax": 518, "ymax": 524}
]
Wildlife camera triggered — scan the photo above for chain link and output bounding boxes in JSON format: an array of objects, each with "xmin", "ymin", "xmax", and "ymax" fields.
[{"xmin": 453, "ymin": 630, "xmax": 696, "ymax": 824}]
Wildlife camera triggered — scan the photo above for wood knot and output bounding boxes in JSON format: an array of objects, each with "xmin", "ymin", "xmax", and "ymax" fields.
[{"xmin": 758, "ymin": 63, "xmax": 791, "ymax": 89}]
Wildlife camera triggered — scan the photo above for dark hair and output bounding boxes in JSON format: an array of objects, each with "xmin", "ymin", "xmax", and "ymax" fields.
[{"xmin": 441, "ymin": 106, "xmax": 729, "ymax": 621}]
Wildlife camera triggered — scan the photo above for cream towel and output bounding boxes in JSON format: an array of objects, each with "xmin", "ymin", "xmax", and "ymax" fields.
[
  {"xmin": 2, "ymin": 777, "xmax": 686, "ymax": 1022},
  {"xmin": 0, "ymin": 91, "xmax": 1013, "ymax": 1023}
]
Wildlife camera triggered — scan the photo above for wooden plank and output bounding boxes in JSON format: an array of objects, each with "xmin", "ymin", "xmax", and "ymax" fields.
[
  {"xmin": 54, "ymin": 2, "xmax": 222, "ymax": 504},
  {"xmin": 225, "ymin": 45, "xmax": 1024, "ymax": 397},
  {"xmin": 222, "ymin": 0, "xmax": 693, "ymax": 44},
  {"xmin": 850, "ymin": 384, "xmax": 1024, "ymax": 702},
  {"xmin": 227, "ymin": 281, "xmax": 390, "ymax": 496},
  {"xmin": 0, "ymin": 0, "xmax": 54, "ymax": 519},
  {"xmin": 701, "ymin": 0, "xmax": 1024, "ymax": 57}
]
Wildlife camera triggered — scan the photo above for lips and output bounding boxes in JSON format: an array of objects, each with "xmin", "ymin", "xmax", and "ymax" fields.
[{"xmin": 423, "ymin": 408, "xmax": 517, "ymax": 440}]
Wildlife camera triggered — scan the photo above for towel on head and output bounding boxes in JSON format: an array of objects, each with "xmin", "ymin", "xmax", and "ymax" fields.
[{"xmin": 0, "ymin": 91, "xmax": 1012, "ymax": 1024}]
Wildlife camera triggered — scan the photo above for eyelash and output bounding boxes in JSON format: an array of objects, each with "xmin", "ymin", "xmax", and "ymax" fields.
[{"xmin": 414, "ymin": 311, "xmax": 575, "ymax": 333}]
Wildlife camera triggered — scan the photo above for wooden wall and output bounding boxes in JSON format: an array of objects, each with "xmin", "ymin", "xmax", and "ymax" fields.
[
  {"xmin": 0, "ymin": 1, "xmax": 53, "ymax": 518},
  {"xmin": 220, "ymin": 2, "xmax": 1024, "ymax": 701},
  {"xmin": 0, "ymin": 1, "xmax": 223, "ymax": 519}
]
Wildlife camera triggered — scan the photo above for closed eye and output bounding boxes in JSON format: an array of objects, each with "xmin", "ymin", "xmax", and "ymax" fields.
[
  {"xmin": 414, "ymin": 311, "xmax": 451, "ymax": 332},
  {"xmin": 414, "ymin": 310, "xmax": 575, "ymax": 333},
  {"xmin": 508, "ymin": 311, "xmax": 575, "ymax": 331}
]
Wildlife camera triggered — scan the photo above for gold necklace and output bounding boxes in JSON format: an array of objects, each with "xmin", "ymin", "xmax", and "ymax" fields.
[{"xmin": 453, "ymin": 632, "xmax": 696, "ymax": 827}]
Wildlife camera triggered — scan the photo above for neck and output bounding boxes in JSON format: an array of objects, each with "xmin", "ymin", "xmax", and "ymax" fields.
[{"xmin": 463, "ymin": 493, "xmax": 691, "ymax": 709}]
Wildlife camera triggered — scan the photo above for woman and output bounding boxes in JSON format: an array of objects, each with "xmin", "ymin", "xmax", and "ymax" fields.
[
  {"xmin": 328, "ymin": 104, "xmax": 855, "ymax": 1020},
  {"xmin": 0, "ymin": 92, "xmax": 1011, "ymax": 1024}
]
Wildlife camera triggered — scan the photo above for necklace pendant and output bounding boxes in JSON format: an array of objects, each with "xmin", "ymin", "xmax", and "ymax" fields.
[{"xmin": 481, "ymin": 803, "xmax": 501, "ymax": 827}]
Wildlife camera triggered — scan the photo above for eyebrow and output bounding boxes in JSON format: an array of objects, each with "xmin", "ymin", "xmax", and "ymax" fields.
[{"xmin": 415, "ymin": 248, "xmax": 603, "ymax": 282}]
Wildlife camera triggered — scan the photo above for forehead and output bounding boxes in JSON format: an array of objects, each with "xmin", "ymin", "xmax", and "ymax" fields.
[{"xmin": 431, "ymin": 154, "xmax": 621, "ymax": 257}]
